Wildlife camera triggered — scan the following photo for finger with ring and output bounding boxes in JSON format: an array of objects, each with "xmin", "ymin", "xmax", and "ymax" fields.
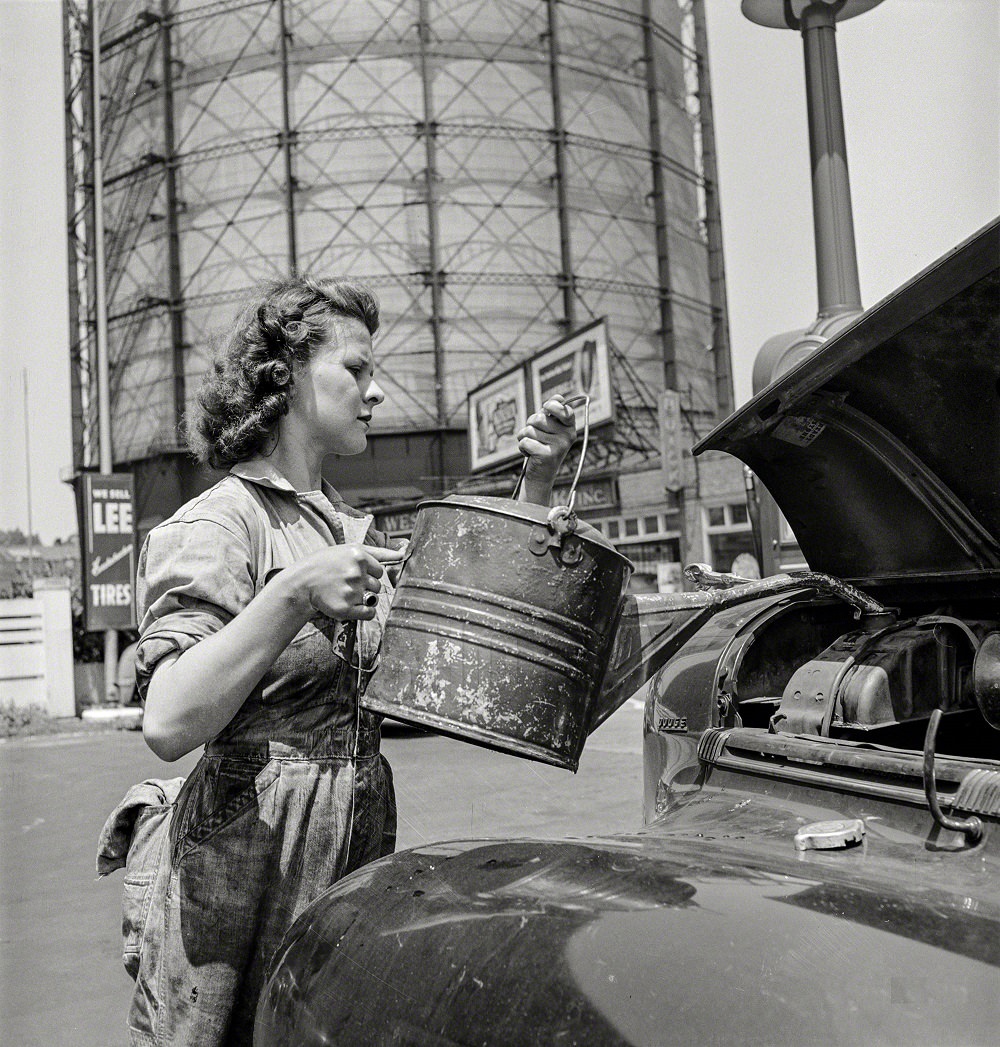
[{"xmin": 363, "ymin": 591, "xmax": 379, "ymax": 607}]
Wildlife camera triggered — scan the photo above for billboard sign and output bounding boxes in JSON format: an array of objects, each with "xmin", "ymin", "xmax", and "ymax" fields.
[
  {"xmin": 551, "ymin": 476, "xmax": 618, "ymax": 512},
  {"xmin": 468, "ymin": 367, "xmax": 529, "ymax": 471},
  {"xmin": 81, "ymin": 473, "xmax": 137, "ymax": 630},
  {"xmin": 527, "ymin": 317, "xmax": 613, "ymax": 431},
  {"xmin": 468, "ymin": 318, "xmax": 615, "ymax": 473}
]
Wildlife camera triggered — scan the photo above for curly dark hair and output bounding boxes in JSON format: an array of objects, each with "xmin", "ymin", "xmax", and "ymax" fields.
[{"xmin": 188, "ymin": 277, "xmax": 380, "ymax": 469}]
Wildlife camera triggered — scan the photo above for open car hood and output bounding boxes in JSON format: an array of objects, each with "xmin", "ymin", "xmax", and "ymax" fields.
[{"xmin": 696, "ymin": 219, "xmax": 1000, "ymax": 594}]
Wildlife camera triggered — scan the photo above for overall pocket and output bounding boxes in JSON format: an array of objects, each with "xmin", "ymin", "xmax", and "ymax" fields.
[
  {"xmin": 121, "ymin": 802, "xmax": 173, "ymax": 979},
  {"xmin": 171, "ymin": 755, "xmax": 281, "ymax": 864}
]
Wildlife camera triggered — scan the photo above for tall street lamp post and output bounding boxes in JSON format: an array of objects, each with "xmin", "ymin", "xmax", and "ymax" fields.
[
  {"xmin": 741, "ymin": 0, "xmax": 885, "ymax": 576},
  {"xmin": 744, "ymin": 0, "xmax": 884, "ymax": 391}
]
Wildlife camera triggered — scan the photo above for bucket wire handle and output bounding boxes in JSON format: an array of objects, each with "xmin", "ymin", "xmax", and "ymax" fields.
[{"xmin": 511, "ymin": 392, "xmax": 591, "ymax": 507}]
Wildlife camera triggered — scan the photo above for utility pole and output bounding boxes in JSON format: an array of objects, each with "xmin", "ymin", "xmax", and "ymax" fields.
[
  {"xmin": 91, "ymin": 0, "xmax": 118, "ymax": 702},
  {"xmin": 23, "ymin": 370, "xmax": 36, "ymax": 587}
]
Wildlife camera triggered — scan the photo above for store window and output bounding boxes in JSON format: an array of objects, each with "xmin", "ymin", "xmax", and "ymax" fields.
[
  {"xmin": 589, "ymin": 511, "xmax": 682, "ymax": 593},
  {"xmin": 703, "ymin": 501, "xmax": 758, "ymax": 577},
  {"xmin": 620, "ymin": 539, "xmax": 682, "ymax": 573}
]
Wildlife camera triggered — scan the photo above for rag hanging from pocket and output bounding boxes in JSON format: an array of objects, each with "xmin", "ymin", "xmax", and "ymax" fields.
[{"xmin": 97, "ymin": 777, "xmax": 185, "ymax": 978}]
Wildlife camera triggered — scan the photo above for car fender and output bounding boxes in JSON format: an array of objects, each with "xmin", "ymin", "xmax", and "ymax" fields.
[{"xmin": 255, "ymin": 807, "xmax": 1000, "ymax": 1046}]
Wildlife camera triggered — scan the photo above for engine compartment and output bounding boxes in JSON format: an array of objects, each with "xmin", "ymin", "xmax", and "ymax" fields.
[{"xmin": 720, "ymin": 595, "xmax": 999, "ymax": 761}]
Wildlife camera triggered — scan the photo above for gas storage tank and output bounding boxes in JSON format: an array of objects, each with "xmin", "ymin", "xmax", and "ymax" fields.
[{"xmin": 71, "ymin": 0, "xmax": 727, "ymax": 498}]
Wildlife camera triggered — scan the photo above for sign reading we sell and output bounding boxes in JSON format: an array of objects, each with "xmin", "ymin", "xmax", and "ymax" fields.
[{"xmin": 82, "ymin": 473, "xmax": 137, "ymax": 630}]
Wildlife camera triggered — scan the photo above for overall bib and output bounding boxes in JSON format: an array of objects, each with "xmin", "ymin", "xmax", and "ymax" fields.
[{"xmin": 97, "ymin": 464, "xmax": 399, "ymax": 1046}]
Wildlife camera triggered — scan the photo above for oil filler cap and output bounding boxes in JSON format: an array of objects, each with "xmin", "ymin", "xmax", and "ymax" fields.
[{"xmin": 794, "ymin": 818, "xmax": 865, "ymax": 852}]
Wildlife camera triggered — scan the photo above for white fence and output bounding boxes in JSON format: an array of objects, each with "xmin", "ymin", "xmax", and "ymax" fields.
[{"xmin": 0, "ymin": 580, "xmax": 75, "ymax": 717}]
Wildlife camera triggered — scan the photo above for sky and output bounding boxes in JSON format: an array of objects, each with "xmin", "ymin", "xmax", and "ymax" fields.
[{"xmin": 0, "ymin": 0, "xmax": 997, "ymax": 543}]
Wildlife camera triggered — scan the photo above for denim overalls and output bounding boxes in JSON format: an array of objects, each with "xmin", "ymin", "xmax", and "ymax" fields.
[{"xmin": 98, "ymin": 460, "xmax": 398, "ymax": 1046}]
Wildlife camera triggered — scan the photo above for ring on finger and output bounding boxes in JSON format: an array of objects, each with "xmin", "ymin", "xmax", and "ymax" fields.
[{"xmin": 363, "ymin": 591, "xmax": 379, "ymax": 607}]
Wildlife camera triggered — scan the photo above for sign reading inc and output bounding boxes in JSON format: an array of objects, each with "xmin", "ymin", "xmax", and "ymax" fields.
[{"xmin": 82, "ymin": 473, "xmax": 137, "ymax": 630}]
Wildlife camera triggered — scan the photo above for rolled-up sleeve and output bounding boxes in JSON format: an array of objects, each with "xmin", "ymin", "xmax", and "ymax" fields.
[{"xmin": 134, "ymin": 516, "xmax": 255, "ymax": 700}]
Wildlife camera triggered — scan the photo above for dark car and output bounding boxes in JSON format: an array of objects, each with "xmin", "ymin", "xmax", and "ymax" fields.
[{"xmin": 254, "ymin": 219, "xmax": 1000, "ymax": 1046}]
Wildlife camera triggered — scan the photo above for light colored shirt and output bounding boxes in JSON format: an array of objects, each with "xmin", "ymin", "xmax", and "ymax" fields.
[{"xmin": 134, "ymin": 457, "xmax": 399, "ymax": 701}]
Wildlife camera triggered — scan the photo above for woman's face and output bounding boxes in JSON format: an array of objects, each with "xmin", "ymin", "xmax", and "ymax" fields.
[{"xmin": 287, "ymin": 316, "xmax": 385, "ymax": 456}]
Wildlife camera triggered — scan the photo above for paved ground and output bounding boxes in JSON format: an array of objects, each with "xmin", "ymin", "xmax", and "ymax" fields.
[{"xmin": 0, "ymin": 701, "xmax": 645, "ymax": 1046}]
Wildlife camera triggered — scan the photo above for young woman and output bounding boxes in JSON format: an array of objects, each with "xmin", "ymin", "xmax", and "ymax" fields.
[{"xmin": 103, "ymin": 277, "xmax": 575, "ymax": 1045}]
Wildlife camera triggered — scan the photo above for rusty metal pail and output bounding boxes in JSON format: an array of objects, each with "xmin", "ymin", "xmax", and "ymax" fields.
[{"xmin": 362, "ymin": 495, "xmax": 633, "ymax": 771}]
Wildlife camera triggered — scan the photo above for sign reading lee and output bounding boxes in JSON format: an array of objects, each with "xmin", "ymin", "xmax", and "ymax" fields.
[
  {"xmin": 82, "ymin": 473, "xmax": 137, "ymax": 630},
  {"xmin": 659, "ymin": 389, "xmax": 684, "ymax": 492}
]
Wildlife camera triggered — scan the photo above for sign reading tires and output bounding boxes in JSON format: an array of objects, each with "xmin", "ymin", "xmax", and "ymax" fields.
[{"xmin": 81, "ymin": 473, "xmax": 137, "ymax": 630}]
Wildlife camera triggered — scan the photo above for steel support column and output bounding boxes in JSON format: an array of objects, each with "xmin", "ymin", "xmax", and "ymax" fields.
[
  {"xmin": 641, "ymin": 0, "xmax": 675, "ymax": 389},
  {"xmin": 417, "ymin": 0, "xmax": 447, "ymax": 487},
  {"xmin": 161, "ymin": 0, "xmax": 186, "ymax": 438},
  {"xmin": 546, "ymin": 0, "xmax": 575, "ymax": 331},
  {"xmin": 64, "ymin": 1, "xmax": 88, "ymax": 468},
  {"xmin": 90, "ymin": 0, "xmax": 119, "ymax": 698},
  {"xmin": 692, "ymin": 0, "xmax": 734, "ymax": 417},
  {"xmin": 90, "ymin": 0, "xmax": 112, "ymax": 472},
  {"xmin": 278, "ymin": 0, "xmax": 298, "ymax": 275}
]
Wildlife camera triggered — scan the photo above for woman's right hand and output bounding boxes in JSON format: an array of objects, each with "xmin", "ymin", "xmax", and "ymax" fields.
[
  {"xmin": 278, "ymin": 544, "xmax": 406, "ymax": 621},
  {"xmin": 141, "ymin": 540, "xmax": 406, "ymax": 762},
  {"xmin": 143, "ymin": 542, "xmax": 406, "ymax": 762}
]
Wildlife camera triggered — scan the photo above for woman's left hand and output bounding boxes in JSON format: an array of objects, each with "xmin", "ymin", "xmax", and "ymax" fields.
[{"xmin": 516, "ymin": 394, "xmax": 577, "ymax": 504}]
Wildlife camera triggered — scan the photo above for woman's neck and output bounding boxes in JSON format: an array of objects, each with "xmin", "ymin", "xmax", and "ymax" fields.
[{"xmin": 267, "ymin": 429, "xmax": 324, "ymax": 492}]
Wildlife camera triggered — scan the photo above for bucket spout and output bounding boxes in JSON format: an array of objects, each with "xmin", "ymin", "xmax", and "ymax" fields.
[
  {"xmin": 588, "ymin": 591, "xmax": 716, "ymax": 733},
  {"xmin": 589, "ymin": 568, "xmax": 884, "ymax": 733}
]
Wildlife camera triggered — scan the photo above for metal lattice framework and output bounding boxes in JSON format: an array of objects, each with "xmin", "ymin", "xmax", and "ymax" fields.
[{"xmin": 65, "ymin": 0, "xmax": 732, "ymax": 498}]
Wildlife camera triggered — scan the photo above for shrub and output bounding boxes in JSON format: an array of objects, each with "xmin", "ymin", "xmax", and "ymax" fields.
[
  {"xmin": 0, "ymin": 702, "xmax": 55, "ymax": 739},
  {"xmin": 72, "ymin": 610, "xmax": 105, "ymax": 662}
]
